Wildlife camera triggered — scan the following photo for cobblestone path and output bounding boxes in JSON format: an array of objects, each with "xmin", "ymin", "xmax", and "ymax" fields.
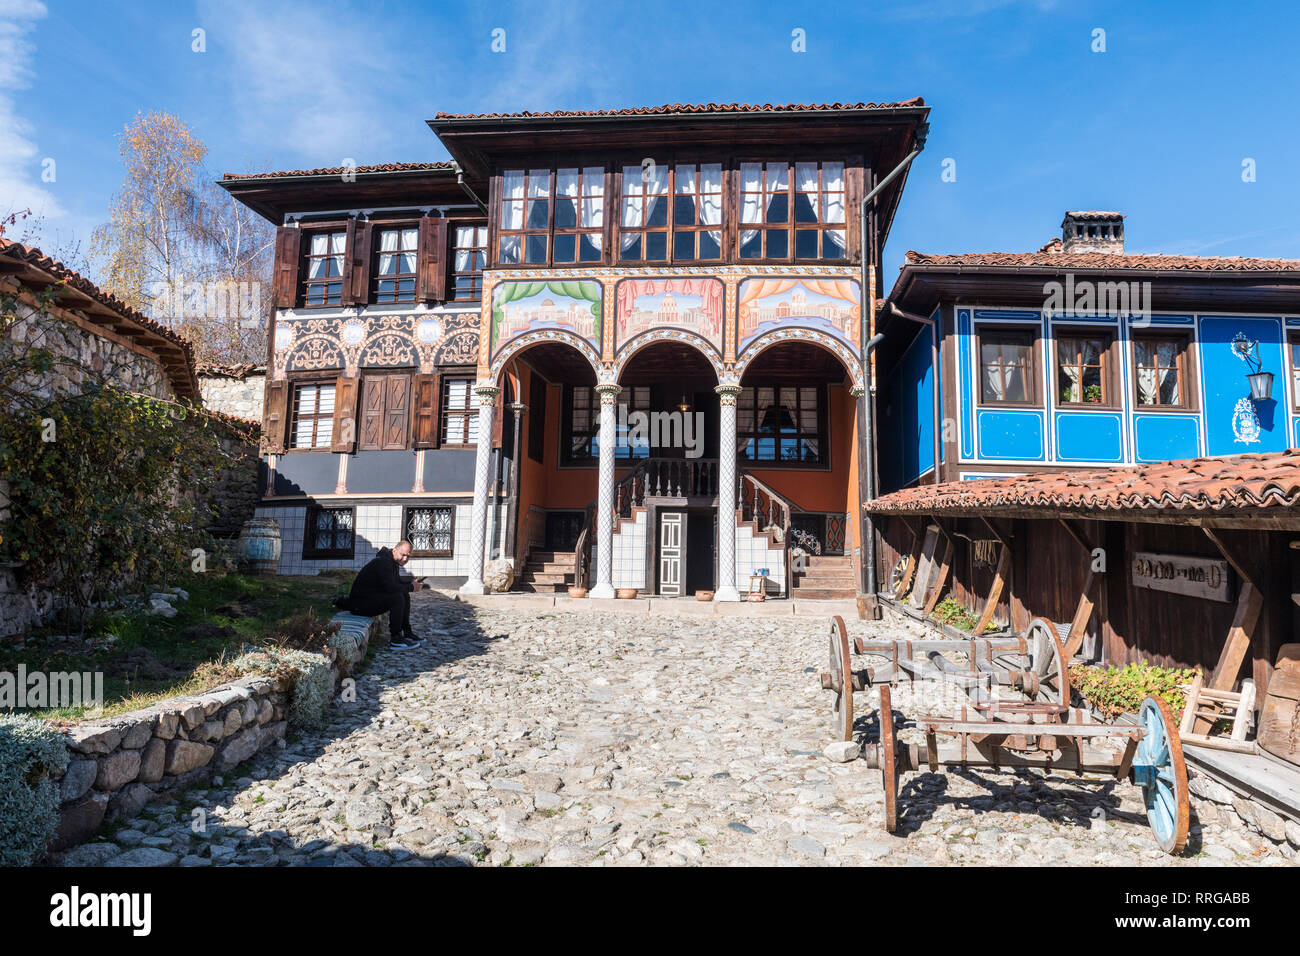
[{"xmin": 58, "ymin": 594, "xmax": 1296, "ymax": 867}]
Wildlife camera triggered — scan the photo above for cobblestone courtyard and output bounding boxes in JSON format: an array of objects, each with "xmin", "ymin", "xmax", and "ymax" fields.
[{"xmin": 60, "ymin": 593, "xmax": 1295, "ymax": 867}]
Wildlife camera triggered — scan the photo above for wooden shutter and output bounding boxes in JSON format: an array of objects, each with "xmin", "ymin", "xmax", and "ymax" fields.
[
  {"xmin": 273, "ymin": 227, "xmax": 301, "ymax": 309},
  {"xmin": 359, "ymin": 377, "xmax": 385, "ymax": 451},
  {"xmin": 263, "ymin": 379, "xmax": 290, "ymax": 453},
  {"xmin": 412, "ymin": 372, "xmax": 441, "ymax": 449},
  {"xmin": 341, "ymin": 217, "xmax": 359, "ymax": 305},
  {"xmin": 345, "ymin": 219, "xmax": 372, "ymax": 305},
  {"xmin": 331, "ymin": 375, "xmax": 360, "ymax": 452},
  {"xmin": 417, "ymin": 216, "xmax": 448, "ymax": 302},
  {"xmin": 382, "ymin": 374, "xmax": 411, "ymax": 450}
]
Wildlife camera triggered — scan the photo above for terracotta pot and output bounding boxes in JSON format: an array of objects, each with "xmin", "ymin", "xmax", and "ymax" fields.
[
  {"xmin": 568, "ymin": 587, "xmax": 588, "ymax": 599},
  {"xmin": 695, "ymin": 590, "xmax": 714, "ymax": 602},
  {"xmin": 616, "ymin": 588, "xmax": 639, "ymax": 599},
  {"xmin": 747, "ymin": 592, "xmax": 766, "ymax": 602}
]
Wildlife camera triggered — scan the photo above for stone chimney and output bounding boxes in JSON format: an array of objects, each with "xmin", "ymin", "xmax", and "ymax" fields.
[{"xmin": 1061, "ymin": 211, "xmax": 1124, "ymax": 254}]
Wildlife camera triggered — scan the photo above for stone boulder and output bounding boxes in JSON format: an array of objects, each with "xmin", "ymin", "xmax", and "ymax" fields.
[{"xmin": 484, "ymin": 559, "xmax": 514, "ymax": 593}]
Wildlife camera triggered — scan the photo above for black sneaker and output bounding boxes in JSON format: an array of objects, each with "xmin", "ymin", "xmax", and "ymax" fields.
[{"xmin": 389, "ymin": 634, "xmax": 424, "ymax": 650}]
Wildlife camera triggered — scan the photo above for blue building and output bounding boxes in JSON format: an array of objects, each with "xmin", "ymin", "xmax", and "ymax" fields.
[{"xmin": 877, "ymin": 211, "xmax": 1299, "ymax": 491}]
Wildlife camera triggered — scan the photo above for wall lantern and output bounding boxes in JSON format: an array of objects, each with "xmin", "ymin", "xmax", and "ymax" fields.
[{"xmin": 1232, "ymin": 333, "xmax": 1274, "ymax": 401}]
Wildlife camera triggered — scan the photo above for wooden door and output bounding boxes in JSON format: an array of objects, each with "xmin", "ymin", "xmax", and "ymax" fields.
[{"xmin": 658, "ymin": 510, "xmax": 686, "ymax": 597}]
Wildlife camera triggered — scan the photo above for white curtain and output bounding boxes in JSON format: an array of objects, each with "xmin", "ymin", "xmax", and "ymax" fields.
[
  {"xmin": 501, "ymin": 170, "xmax": 524, "ymax": 228},
  {"xmin": 621, "ymin": 163, "xmax": 665, "ymax": 253},
  {"xmin": 739, "ymin": 162, "xmax": 763, "ymax": 248},
  {"xmin": 677, "ymin": 163, "xmax": 722, "ymax": 250},
  {"xmin": 582, "ymin": 166, "xmax": 603, "ymax": 251},
  {"xmin": 377, "ymin": 228, "xmax": 400, "ymax": 275},
  {"xmin": 823, "ymin": 162, "xmax": 845, "ymax": 223},
  {"xmin": 796, "ymin": 162, "xmax": 820, "ymax": 220},
  {"xmin": 309, "ymin": 233, "xmax": 345, "ymax": 279}
]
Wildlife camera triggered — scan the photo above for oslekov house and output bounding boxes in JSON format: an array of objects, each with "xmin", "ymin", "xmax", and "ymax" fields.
[{"xmin": 220, "ymin": 102, "xmax": 1300, "ymax": 712}]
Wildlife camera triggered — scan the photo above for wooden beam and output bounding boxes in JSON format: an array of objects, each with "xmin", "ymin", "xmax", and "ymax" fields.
[
  {"xmin": 922, "ymin": 527, "xmax": 954, "ymax": 617},
  {"xmin": 1207, "ymin": 582, "xmax": 1263, "ymax": 692},
  {"xmin": 1062, "ymin": 570, "xmax": 1097, "ymax": 660},
  {"xmin": 1057, "ymin": 518, "xmax": 1095, "ymax": 554},
  {"xmin": 895, "ymin": 519, "xmax": 925, "ymax": 600},
  {"xmin": 973, "ymin": 543, "xmax": 1010, "ymax": 636},
  {"xmin": 1202, "ymin": 527, "xmax": 1262, "ymax": 591}
]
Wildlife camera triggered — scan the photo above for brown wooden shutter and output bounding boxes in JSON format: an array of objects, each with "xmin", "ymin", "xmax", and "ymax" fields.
[
  {"xmin": 273, "ymin": 227, "xmax": 301, "ymax": 309},
  {"xmin": 263, "ymin": 379, "xmax": 290, "ymax": 453},
  {"xmin": 382, "ymin": 374, "xmax": 411, "ymax": 450},
  {"xmin": 345, "ymin": 219, "xmax": 372, "ymax": 305},
  {"xmin": 492, "ymin": 386, "xmax": 505, "ymax": 448},
  {"xmin": 412, "ymin": 372, "xmax": 440, "ymax": 449},
  {"xmin": 359, "ymin": 377, "xmax": 385, "ymax": 451},
  {"xmin": 331, "ymin": 375, "xmax": 360, "ymax": 452},
  {"xmin": 417, "ymin": 216, "xmax": 448, "ymax": 302},
  {"xmin": 341, "ymin": 217, "xmax": 358, "ymax": 305}
]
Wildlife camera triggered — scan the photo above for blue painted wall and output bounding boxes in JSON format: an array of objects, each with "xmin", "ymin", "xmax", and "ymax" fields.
[{"xmin": 883, "ymin": 323, "xmax": 936, "ymax": 489}]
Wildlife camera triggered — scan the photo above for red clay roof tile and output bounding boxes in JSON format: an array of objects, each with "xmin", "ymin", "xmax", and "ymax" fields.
[
  {"xmin": 903, "ymin": 249, "xmax": 1300, "ymax": 273},
  {"xmin": 222, "ymin": 161, "xmax": 453, "ymax": 181},
  {"xmin": 433, "ymin": 99, "xmax": 925, "ymax": 120},
  {"xmin": 866, "ymin": 450, "xmax": 1300, "ymax": 517}
]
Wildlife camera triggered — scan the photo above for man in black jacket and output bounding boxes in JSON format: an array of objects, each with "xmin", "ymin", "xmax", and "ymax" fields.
[{"xmin": 336, "ymin": 540, "xmax": 426, "ymax": 649}]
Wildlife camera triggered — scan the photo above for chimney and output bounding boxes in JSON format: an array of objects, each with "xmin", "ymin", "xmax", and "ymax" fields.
[{"xmin": 1061, "ymin": 211, "xmax": 1124, "ymax": 254}]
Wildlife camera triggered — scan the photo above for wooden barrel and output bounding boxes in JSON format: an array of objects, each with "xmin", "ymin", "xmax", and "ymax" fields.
[{"xmin": 237, "ymin": 517, "xmax": 282, "ymax": 575}]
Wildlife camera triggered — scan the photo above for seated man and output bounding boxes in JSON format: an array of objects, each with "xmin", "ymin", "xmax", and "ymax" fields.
[{"xmin": 335, "ymin": 540, "xmax": 427, "ymax": 649}]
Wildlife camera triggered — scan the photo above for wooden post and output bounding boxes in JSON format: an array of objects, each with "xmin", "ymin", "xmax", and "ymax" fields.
[
  {"xmin": 922, "ymin": 529, "xmax": 955, "ymax": 617},
  {"xmin": 1063, "ymin": 571, "xmax": 1098, "ymax": 661},
  {"xmin": 974, "ymin": 543, "xmax": 1010, "ymax": 636}
]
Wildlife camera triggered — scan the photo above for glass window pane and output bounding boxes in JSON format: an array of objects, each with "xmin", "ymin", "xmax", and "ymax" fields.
[
  {"xmin": 795, "ymin": 229, "xmax": 819, "ymax": 258},
  {"xmin": 525, "ymin": 235, "xmax": 547, "ymax": 263},
  {"xmin": 553, "ymin": 234, "xmax": 575, "ymax": 262},
  {"xmin": 528, "ymin": 170, "xmax": 550, "ymax": 196},
  {"xmin": 646, "ymin": 232, "xmax": 667, "ymax": 260},
  {"xmin": 766, "ymin": 229, "xmax": 787, "ymax": 258}
]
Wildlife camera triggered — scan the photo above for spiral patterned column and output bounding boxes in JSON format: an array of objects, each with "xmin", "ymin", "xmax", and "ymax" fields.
[
  {"xmin": 458, "ymin": 382, "xmax": 498, "ymax": 595},
  {"xmin": 589, "ymin": 383, "xmax": 621, "ymax": 600},
  {"xmin": 714, "ymin": 384, "xmax": 743, "ymax": 602}
]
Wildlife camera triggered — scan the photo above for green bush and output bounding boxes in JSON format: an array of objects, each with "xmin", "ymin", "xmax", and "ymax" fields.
[
  {"xmin": 228, "ymin": 645, "xmax": 334, "ymax": 729},
  {"xmin": 0, "ymin": 714, "xmax": 70, "ymax": 866},
  {"xmin": 1069, "ymin": 660, "xmax": 1200, "ymax": 720},
  {"xmin": 931, "ymin": 597, "xmax": 979, "ymax": 631}
]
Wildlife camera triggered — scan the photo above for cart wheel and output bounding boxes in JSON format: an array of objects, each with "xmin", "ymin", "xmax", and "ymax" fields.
[
  {"xmin": 890, "ymin": 555, "xmax": 911, "ymax": 599},
  {"xmin": 1136, "ymin": 696, "xmax": 1189, "ymax": 855},
  {"xmin": 879, "ymin": 684, "xmax": 898, "ymax": 833},
  {"xmin": 828, "ymin": 616, "xmax": 854, "ymax": 742},
  {"xmin": 1028, "ymin": 618, "xmax": 1069, "ymax": 708}
]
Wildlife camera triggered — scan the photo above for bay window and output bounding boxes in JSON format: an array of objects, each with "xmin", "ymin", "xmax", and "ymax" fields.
[
  {"xmin": 739, "ymin": 160, "xmax": 847, "ymax": 262},
  {"xmin": 553, "ymin": 167, "xmax": 605, "ymax": 263}
]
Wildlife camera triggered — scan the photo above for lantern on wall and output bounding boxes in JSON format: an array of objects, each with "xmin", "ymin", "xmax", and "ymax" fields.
[
  {"xmin": 1232, "ymin": 332, "xmax": 1274, "ymax": 401},
  {"xmin": 1246, "ymin": 369, "xmax": 1274, "ymax": 401}
]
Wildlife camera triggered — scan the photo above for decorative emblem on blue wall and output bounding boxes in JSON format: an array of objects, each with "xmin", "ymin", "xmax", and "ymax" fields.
[{"xmin": 1231, "ymin": 397, "xmax": 1261, "ymax": 444}]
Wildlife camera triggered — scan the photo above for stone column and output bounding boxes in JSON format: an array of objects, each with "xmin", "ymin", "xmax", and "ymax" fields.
[
  {"xmin": 713, "ymin": 384, "xmax": 743, "ymax": 602},
  {"xmin": 588, "ymin": 383, "xmax": 621, "ymax": 600},
  {"xmin": 459, "ymin": 382, "xmax": 499, "ymax": 596}
]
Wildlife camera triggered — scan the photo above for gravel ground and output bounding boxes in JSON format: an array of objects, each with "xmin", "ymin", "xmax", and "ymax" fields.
[{"xmin": 56, "ymin": 593, "xmax": 1297, "ymax": 867}]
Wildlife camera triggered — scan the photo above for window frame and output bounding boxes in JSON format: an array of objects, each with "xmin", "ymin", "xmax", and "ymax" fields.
[
  {"xmin": 299, "ymin": 226, "xmax": 349, "ymax": 308},
  {"xmin": 302, "ymin": 505, "xmax": 356, "ymax": 560},
  {"xmin": 439, "ymin": 373, "xmax": 479, "ymax": 448},
  {"xmin": 287, "ymin": 378, "xmax": 338, "ymax": 452},
  {"xmin": 669, "ymin": 162, "xmax": 725, "ymax": 263},
  {"xmin": 735, "ymin": 383, "xmax": 829, "ymax": 469},
  {"xmin": 736, "ymin": 158, "xmax": 849, "ymax": 264},
  {"xmin": 1288, "ymin": 332, "xmax": 1300, "ymax": 414},
  {"xmin": 496, "ymin": 167, "xmax": 555, "ymax": 266},
  {"xmin": 450, "ymin": 222, "xmax": 488, "ymax": 301},
  {"xmin": 551, "ymin": 166, "xmax": 607, "ymax": 265},
  {"xmin": 402, "ymin": 505, "xmax": 455, "ymax": 558},
  {"xmin": 1053, "ymin": 327, "xmax": 1119, "ymax": 409},
  {"xmin": 1131, "ymin": 332, "xmax": 1197, "ymax": 412},
  {"xmin": 975, "ymin": 325, "xmax": 1041, "ymax": 408},
  {"xmin": 560, "ymin": 384, "xmax": 653, "ymax": 465},
  {"xmin": 370, "ymin": 221, "xmax": 420, "ymax": 304}
]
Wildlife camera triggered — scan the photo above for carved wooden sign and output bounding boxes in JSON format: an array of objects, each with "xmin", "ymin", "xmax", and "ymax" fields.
[{"xmin": 1131, "ymin": 551, "xmax": 1233, "ymax": 603}]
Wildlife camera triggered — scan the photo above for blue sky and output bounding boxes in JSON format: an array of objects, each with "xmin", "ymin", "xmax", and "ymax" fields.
[{"xmin": 5, "ymin": 0, "xmax": 1300, "ymax": 287}]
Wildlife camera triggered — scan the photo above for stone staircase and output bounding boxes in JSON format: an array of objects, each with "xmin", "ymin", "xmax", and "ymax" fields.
[
  {"xmin": 790, "ymin": 554, "xmax": 856, "ymax": 600},
  {"xmin": 515, "ymin": 550, "xmax": 578, "ymax": 593}
]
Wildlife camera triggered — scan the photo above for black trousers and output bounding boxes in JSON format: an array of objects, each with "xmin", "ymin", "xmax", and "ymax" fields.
[{"xmin": 345, "ymin": 590, "xmax": 410, "ymax": 638}]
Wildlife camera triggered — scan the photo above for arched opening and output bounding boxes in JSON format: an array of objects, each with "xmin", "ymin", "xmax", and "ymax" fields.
[{"xmin": 738, "ymin": 340, "xmax": 858, "ymax": 598}]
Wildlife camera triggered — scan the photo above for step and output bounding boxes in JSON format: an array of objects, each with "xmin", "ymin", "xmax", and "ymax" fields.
[
  {"xmin": 527, "ymin": 551, "xmax": 577, "ymax": 565},
  {"xmin": 514, "ymin": 582, "xmax": 568, "ymax": 593},
  {"xmin": 790, "ymin": 586, "xmax": 857, "ymax": 600},
  {"xmin": 801, "ymin": 555, "xmax": 851, "ymax": 569},
  {"xmin": 793, "ymin": 571, "xmax": 857, "ymax": 587},
  {"xmin": 521, "ymin": 571, "xmax": 572, "ymax": 586},
  {"xmin": 526, "ymin": 560, "xmax": 579, "ymax": 575}
]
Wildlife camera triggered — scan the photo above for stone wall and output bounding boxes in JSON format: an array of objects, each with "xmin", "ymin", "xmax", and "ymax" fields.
[
  {"xmin": 198, "ymin": 367, "xmax": 265, "ymax": 422},
  {"xmin": 205, "ymin": 429, "xmax": 262, "ymax": 539},
  {"xmin": 1187, "ymin": 768, "xmax": 1300, "ymax": 860}
]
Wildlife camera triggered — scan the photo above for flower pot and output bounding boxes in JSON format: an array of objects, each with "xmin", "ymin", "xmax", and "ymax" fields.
[
  {"xmin": 616, "ymin": 588, "xmax": 639, "ymax": 599},
  {"xmin": 696, "ymin": 590, "xmax": 714, "ymax": 602},
  {"xmin": 747, "ymin": 592, "xmax": 766, "ymax": 602},
  {"xmin": 237, "ymin": 517, "xmax": 281, "ymax": 575},
  {"xmin": 568, "ymin": 587, "xmax": 588, "ymax": 599}
]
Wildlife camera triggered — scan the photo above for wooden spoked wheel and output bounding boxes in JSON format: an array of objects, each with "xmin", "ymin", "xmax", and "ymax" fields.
[
  {"xmin": 827, "ymin": 616, "xmax": 854, "ymax": 742},
  {"xmin": 1136, "ymin": 696, "xmax": 1190, "ymax": 855},
  {"xmin": 1027, "ymin": 618, "xmax": 1069, "ymax": 708},
  {"xmin": 890, "ymin": 555, "xmax": 911, "ymax": 599},
  {"xmin": 879, "ymin": 684, "xmax": 898, "ymax": 833}
]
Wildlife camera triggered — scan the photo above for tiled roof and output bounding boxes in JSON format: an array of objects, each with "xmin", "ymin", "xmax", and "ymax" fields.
[
  {"xmin": 434, "ymin": 99, "xmax": 926, "ymax": 120},
  {"xmin": 222, "ymin": 162, "xmax": 453, "ymax": 181},
  {"xmin": 1064, "ymin": 210, "xmax": 1125, "ymax": 220},
  {"xmin": 866, "ymin": 450, "xmax": 1300, "ymax": 518},
  {"xmin": 903, "ymin": 249, "xmax": 1300, "ymax": 273},
  {"xmin": 0, "ymin": 239, "xmax": 199, "ymax": 398},
  {"xmin": 195, "ymin": 362, "xmax": 265, "ymax": 379}
]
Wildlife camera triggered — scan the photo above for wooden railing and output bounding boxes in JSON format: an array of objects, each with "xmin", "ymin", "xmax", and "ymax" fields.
[
  {"xmin": 738, "ymin": 471, "xmax": 794, "ymax": 598},
  {"xmin": 514, "ymin": 505, "xmax": 546, "ymax": 580}
]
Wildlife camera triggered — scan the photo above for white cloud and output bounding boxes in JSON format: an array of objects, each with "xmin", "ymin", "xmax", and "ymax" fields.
[
  {"xmin": 0, "ymin": 0, "xmax": 65, "ymax": 228},
  {"xmin": 198, "ymin": 0, "xmax": 404, "ymax": 162}
]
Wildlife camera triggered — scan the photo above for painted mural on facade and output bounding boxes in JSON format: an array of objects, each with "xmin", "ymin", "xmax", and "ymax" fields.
[
  {"xmin": 737, "ymin": 277, "xmax": 860, "ymax": 354},
  {"xmin": 490, "ymin": 280, "xmax": 602, "ymax": 358},
  {"xmin": 614, "ymin": 277, "xmax": 724, "ymax": 355}
]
